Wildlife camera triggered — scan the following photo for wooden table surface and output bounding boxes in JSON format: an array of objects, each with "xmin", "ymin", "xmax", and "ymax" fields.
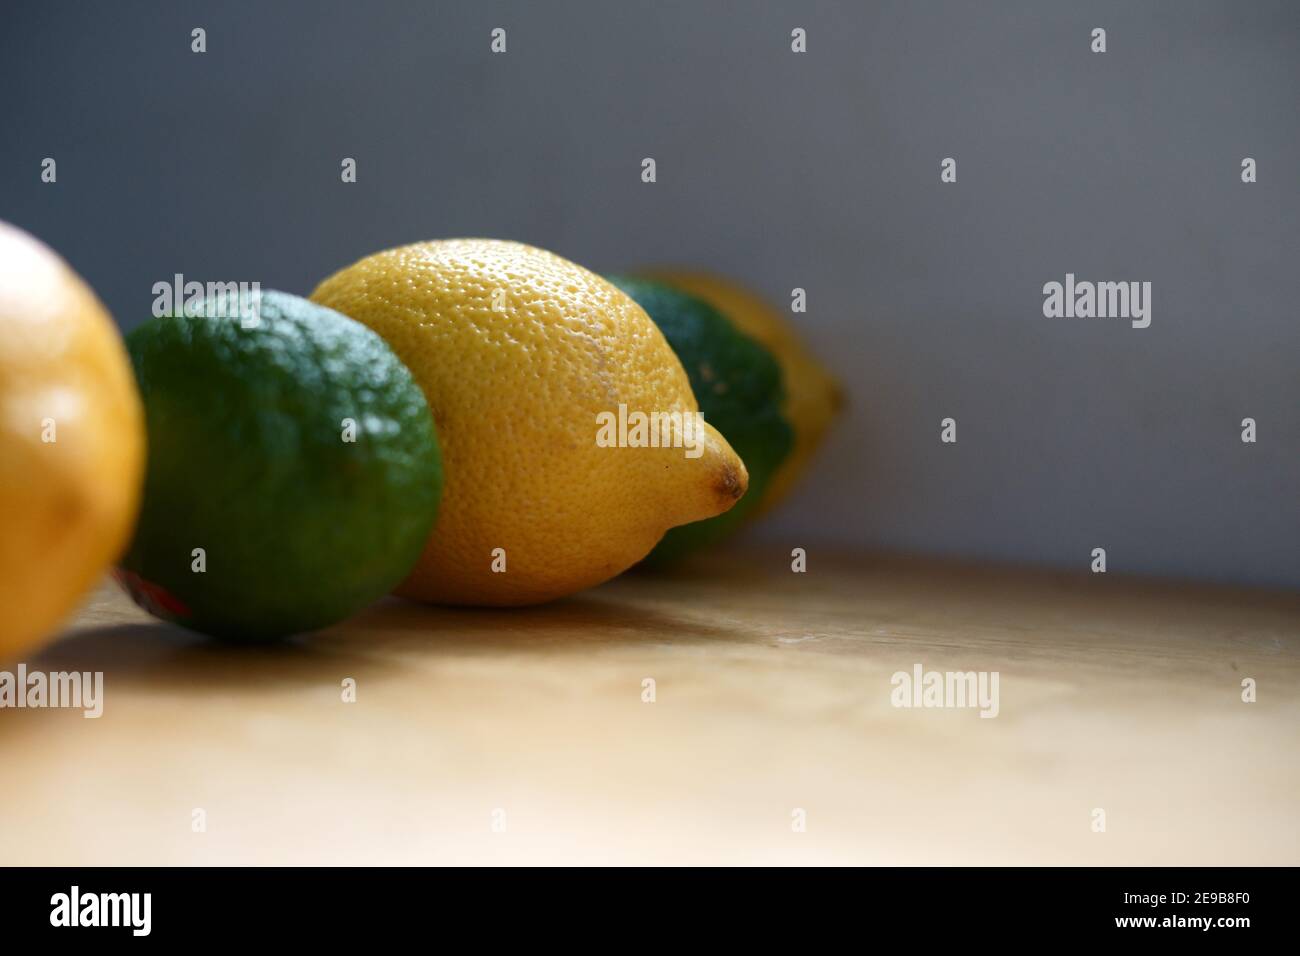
[{"xmin": 1, "ymin": 546, "xmax": 1297, "ymax": 866}]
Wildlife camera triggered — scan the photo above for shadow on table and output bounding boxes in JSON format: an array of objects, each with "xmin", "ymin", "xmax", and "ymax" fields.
[{"xmin": 24, "ymin": 584, "xmax": 748, "ymax": 693}]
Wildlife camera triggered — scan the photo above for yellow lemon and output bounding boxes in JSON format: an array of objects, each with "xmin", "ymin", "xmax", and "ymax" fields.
[
  {"xmin": 312, "ymin": 239, "xmax": 747, "ymax": 606},
  {"xmin": 644, "ymin": 271, "xmax": 843, "ymax": 517},
  {"xmin": 0, "ymin": 222, "xmax": 145, "ymax": 660}
]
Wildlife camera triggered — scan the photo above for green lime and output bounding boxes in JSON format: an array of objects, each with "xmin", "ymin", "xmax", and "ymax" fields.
[
  {"xmin": 605, "ymin": 275, "xmax": 793, "ymax": 564},
  {"xmin": 118, "ymin": 290, "xmax": 442, "ymax": 641}
]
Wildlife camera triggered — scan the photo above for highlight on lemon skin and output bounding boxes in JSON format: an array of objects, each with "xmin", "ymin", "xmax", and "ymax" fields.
[{"xmin": 311, "ymin": 238, "xmax": 749, "ymax": 607}]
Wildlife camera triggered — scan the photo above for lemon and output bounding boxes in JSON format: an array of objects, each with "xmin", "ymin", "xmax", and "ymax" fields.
[
  {"xmin": 0, "ymin": 221, "xmax": 144, "ymax": 660},
  {"xmin": 644, "ymin": 271, "xmax": 843, "ymax": 517},
  {"xmin": 312, "ymin": 239, "xmax": 748, "ymax": 606}
]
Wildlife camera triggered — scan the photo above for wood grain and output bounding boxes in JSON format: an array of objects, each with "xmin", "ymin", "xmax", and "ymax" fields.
[{"xmin": 1, "ymin": 547, "xmax": 1296, "ymax": 865}]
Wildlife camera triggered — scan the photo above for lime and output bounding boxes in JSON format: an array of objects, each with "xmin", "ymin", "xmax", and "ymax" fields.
[
  {"xmin": 604, "ymin": 276, "xmax": 793, "ymax": 564},
  {"xmin": 118, "ymin": 290, "xmax": 442, "ymax": 640}
]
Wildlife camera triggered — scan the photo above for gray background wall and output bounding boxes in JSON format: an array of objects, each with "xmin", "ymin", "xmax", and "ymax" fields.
[{"xmin": 3, "ymin": 0, "xmax": 1296, "ymax": 588}]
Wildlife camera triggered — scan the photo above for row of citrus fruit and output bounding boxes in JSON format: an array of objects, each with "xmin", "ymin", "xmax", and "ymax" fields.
[{"xmin": 0, "ymin": 222, "xmax": 840, "ymax": 655}]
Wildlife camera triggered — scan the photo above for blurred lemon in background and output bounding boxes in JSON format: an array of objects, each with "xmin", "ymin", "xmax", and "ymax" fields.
[
  {"xmin": 645, "ymin": 271, "xmax": 843, "ymax": 517},
  {"xmin": 0, "ymin": 221, "xmax": 144, "ymax": 660},
  {"xmin": 313, "ymin": 239, "xmax": 748, "ymax": 606}
]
